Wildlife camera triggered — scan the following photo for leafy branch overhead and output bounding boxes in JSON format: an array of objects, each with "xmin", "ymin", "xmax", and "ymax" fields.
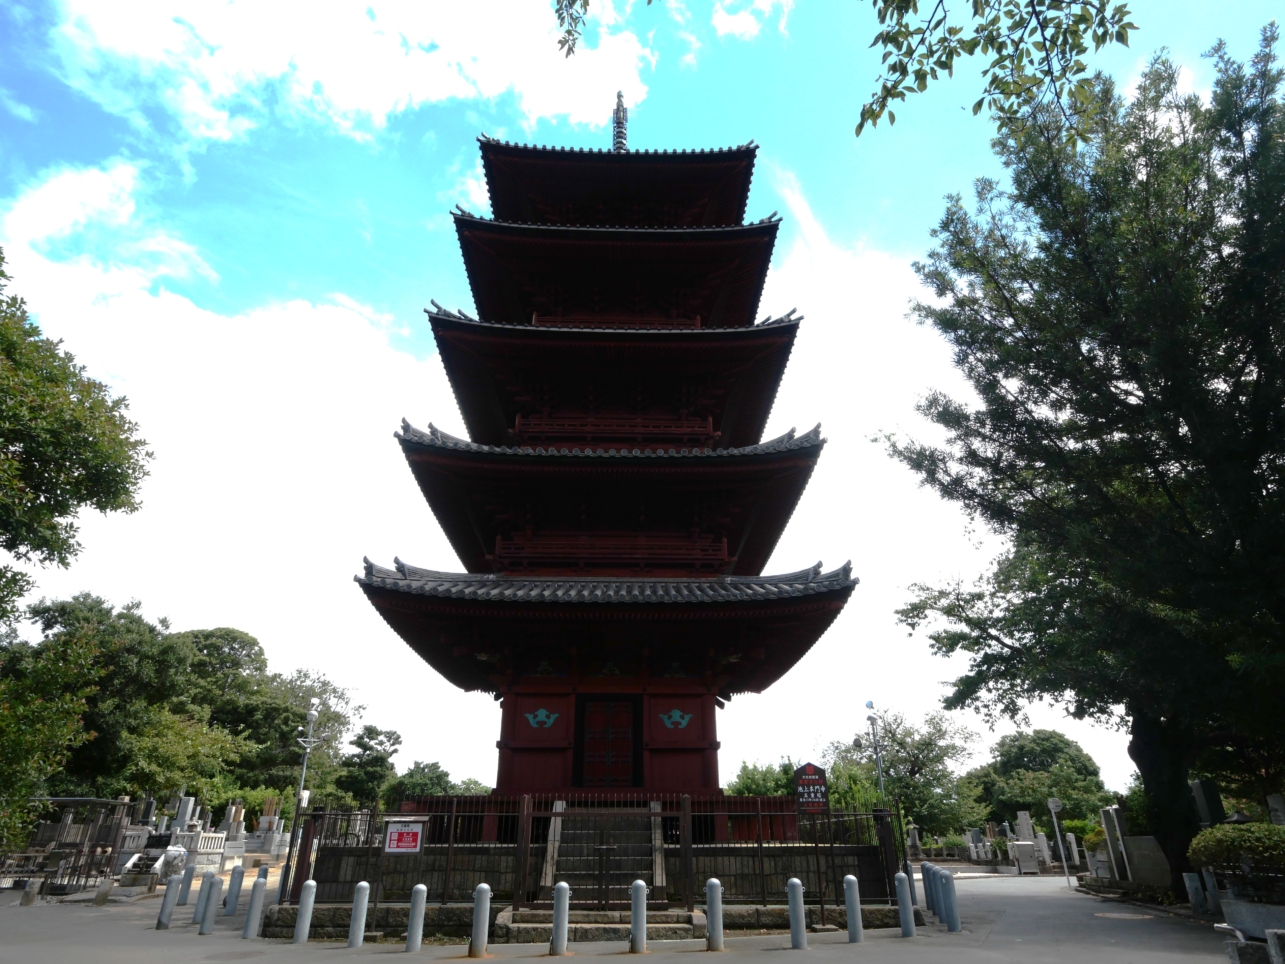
[{"xmin": 551, "ymin": 0, "xmax": 1135, "ymax": 138}]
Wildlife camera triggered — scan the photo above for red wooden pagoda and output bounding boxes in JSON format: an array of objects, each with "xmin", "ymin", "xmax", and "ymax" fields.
[{"xmin": 359, "ymin": 98, "xmax": 856, "ymax": 795}]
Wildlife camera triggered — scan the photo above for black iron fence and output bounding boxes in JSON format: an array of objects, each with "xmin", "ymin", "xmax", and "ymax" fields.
[
  {"xmin": 0, "ymin": 799, "xmax": 132, "ymax": 895},
  {"xmin": 287, "ymin": 794, "xmax": 901, "ymax": 915}
]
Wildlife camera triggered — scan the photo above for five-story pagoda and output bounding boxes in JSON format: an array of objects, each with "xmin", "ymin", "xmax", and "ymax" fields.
[{"xmin": 358, "ymin": 97, "xmax": 856, "ymax": 795}]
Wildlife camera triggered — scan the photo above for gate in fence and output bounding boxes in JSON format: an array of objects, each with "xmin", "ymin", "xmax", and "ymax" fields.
[{"xmin": 290, "ymin": 794, "xmax": 902, "ymax": 913}]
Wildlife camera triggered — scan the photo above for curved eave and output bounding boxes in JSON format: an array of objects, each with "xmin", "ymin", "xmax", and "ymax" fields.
[
  {"xmin": 396, "ymin": 422, "xmax": 825, "ymax": 576},
  {"xmin": 357, "ymin": 559, "xmax": 856, "ymax": 695},
  {"xmin": 426, "ymin": 311, "xmax": 800, "ymax": 448},
  {"xmin": 478, "ymin": 138, "xmax": 757, "ymax": 228},
  {"xmin": 453, "ymin": 215, "xmax": 778, "ymax": 329}
]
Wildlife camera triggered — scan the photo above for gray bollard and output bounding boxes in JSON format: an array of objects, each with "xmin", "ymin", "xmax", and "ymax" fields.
[
  {"xmin": 19, "ymin": 877, "xmax": 41, "ymax": 906},
  {"xmin": 706, "ymin": 878, "xmax": 725, "ymax": 951},
  {"xmin": 193, "ymin": 870, "xmax": 215, "ymax": 922},
  {"xmin": 406, "ymin": 883, "xmax": 428, "ymax": 952},
  {"xmin": 903, "ymin": 859, "xmax": 918, "ymax": 905},
  {"xmin": 1182, "ymin": 873, "xmax": 1207, "ymax": 916},
  {"xmin": 931, "ymin": 865, "xmax": 945, "ymax": 920},
  {"xmin": 199, "ymin": 877, "xmax": 223, "ymax": 935},
  {"xmin": 242, "ymin": 878, "xmax": 267, "ymax": 939},
  {"xmin": 348, "ymin": 881, "xmax": 371, "ymax": 948},
  {"xmin": 293, "ymin": 879, "xmax": 316, "ymax": 944},
  {"xmin": 787, "ymin": 877, "xmax": 807, "ymax": 950},
  {"xmin": 939, "ymin": 869, "xmax": 961, "ymax": 932},
  {"xmin": 843, "ymin": 874, "xmax": 864, "ymax": 943},
  {"xmin": 156, "ymin": 876, "xmax": 181, "ymax": 929},
  {"xmin": 550, "ymin": 881, "xmax": 570, "ymax": 956},
  {"xmin": 469, "ymin": 883, "xmax": 491, "ymax": 958},
  {"xmin": 257, "ymin": 863, "xmax": 269, "ymax": 881},
  {"xmin": 177, "ymin": 863, "xmax": 196, "ymax": 906},
  {"xmin": 894, "ymin": 873, "xmax": 915, "ymax": 938},
  {"xmin": 920, "ymin": 861, "xmax": 933, "ymax": 915},
  {"xmin": 224, "ymin": 864, "xmax": 244, "ymax": 915},
  {"xmin": 631, "ymin": 879, "xmax": 648, "ymax": 953},
  {"xmin": 92, "ymin": 877, "xmax": 114, "ymax": 906}
]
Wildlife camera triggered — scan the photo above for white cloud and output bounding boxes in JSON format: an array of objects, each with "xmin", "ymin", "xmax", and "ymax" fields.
[
  {"xmin": 0, "ymin": 87, "xmax": 37, "ymax": 122},
  {"xmin": 50, "ymin": 1, "xmax": 655, "ymax": 145},
  {"xmin": 713, "ymin": 166, "xmax": 1137, "ymax": 791},
  {"xmin": 0, "ymin": 161, "xmax": 497, "ymax": 783},
  {"xmin": 711, "ymin": 0, "xmax": 792, "ymax": 40}
]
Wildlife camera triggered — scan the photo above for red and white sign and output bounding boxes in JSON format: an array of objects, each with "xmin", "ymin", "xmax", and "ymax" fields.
[{"xmin": 385, "ymin": 822, "xmax": 424, "ymax": 853}]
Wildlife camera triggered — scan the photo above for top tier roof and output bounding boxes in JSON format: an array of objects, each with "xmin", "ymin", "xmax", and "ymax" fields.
[{"xmin": 478, "ymin": 136, "xmax": 757, "ymax": 228}]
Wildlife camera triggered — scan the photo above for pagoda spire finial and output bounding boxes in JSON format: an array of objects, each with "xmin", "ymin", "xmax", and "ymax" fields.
[{"xmin": 612, "ymin": 91, "xmax": 627, "ymax": 153}]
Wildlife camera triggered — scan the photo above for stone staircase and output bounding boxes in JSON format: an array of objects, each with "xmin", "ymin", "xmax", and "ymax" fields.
[{"xmin": 493, "ymin": 907, "xmax": 707, "ymax": 944}]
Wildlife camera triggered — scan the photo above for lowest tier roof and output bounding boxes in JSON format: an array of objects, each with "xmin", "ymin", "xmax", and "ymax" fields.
[
  {"xmin": 478, "ymin": 137, "xmax": 757, "ymax": 227},
  {"xmin": 426, "ymin": 310, "xmax": 800, "ymax": 449},
  {"xmin": 357, "ymin": 558, "xmax": 857, "ymax": 695},
  {"xmin": 454, "ymin": 215, "xmax": 778, "ymax": 329}
]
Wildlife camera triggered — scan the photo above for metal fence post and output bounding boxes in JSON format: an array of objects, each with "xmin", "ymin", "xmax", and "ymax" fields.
[
  {"xmin": 755, "ymin": 797, "xmax": 767, "ymax": 907},
  {"xmin": 551, "ymin": 881, "xmax": 570, "ymax": 956},
  {"xmin": 155, "ymin": 876, "xmax": 181, "ymax": 929},
  {"xmin": 706, "ymin": 878, "xmax": 724, "ymax": 951},
  {"xmin": 293, "ymin": 879, "xmax": 316, "ymax": 943},
  {"xmin": 224, "ymin": 864, "xmax": 244, "ymax": 915},
  {"xmin": 787, "ymin": 877, "xmax": 807, "ymax": 950},
  {"xmin": 681, "ymin": 795, "xmax": 694, "ymax": 913},
  {"xmin": 198, "ymin": 877, "xmax": 222, "ymax": 935},
  {"xmin": 630, "ymin": 879, "xmax": 648, "ymax": 953},
  {"xmin": 348, "ymin": 880, "xmax": 370, "ymax": 948},
  {"xmin": 894, "ymin": 873, "xmax": 915, "ymax": 937},
  {"xmin": 810, "ymin": 813, "xmax": 826, "ymax": 925},
  {"xmin": 442, "ymin": 798, "xmax": 458, "ymax": 904},
  {"xmin": 469, "ymin": 882, "xmax": 491, "ymax": 958},
  {"xmin": 406, "ymin": 883, "xmax": 427, "ymax": 952},
  {"xmin": 843, "ymin": 874, "xmax": 863, "ymax": 943},
  {"xmin": 514, "ymin": 794, "xmax": 532, "ymax": 911},
  {"xmin": 243, "ymin": 877, "xmax": 267, "ymax": 939}
]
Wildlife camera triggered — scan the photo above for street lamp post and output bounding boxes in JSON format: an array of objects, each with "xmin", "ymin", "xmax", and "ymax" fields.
[
  {"xmin": 865, "ymin": 701, "xmax": 886, "ymax": 802},
  {"xmin": 278, "ymin": 698, "xmax": 322, "ymax": 904}
]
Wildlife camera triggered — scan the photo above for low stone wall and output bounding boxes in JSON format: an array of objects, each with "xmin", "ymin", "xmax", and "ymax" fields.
[{"xmin": 263, "ymin": 902, "xmax": 924, "ymax": 941}]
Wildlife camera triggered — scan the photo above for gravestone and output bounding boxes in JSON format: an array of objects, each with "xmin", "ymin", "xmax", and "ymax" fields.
[
  {"xmin": 906, "ymin": 825, "xmax": 923, "ymax": 860},
  {"xmin": 218, "ymin": 803, "xmax": 236, "ymax": 833},
  {"xmin": 1016, "ymin": 811, "xmax": 1036, "ymax": 842},
  {"xmin": 969, "ymin": 828, "xmax": 983, "ymax": 846},
  {"xmin": 1065, "ymin": 832, "xmax": 1080, "ymax": 869},
  {"xmin": 1190, "ymin": 779, "xmax": 1226, "ymax": 827},
  {"xmin": 140, "ymin": 798, "xmax": 157, "ymax": 827},
  {"xmin": 174, "ymin": 797, "xmax": 195, "ymax": 831},
  {"xmin": 1035, "ymin": 832, "xmax": 1052, "ymax": 865},
  {"xmin": 1267, "ymin": 795, "xmax": 1285, "ymax": 827},
  {"xmin": 1012, "ymin": 841, "xmax": 1040, "ymax": 874}
]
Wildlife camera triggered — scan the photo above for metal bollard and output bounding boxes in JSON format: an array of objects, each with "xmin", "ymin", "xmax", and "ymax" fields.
[
  {"xmin": 469, "ymin": 883, "xmax": 491, "ymax": 958},
  {"xmin": 920, "ymin": 861, "xmax": 933, "ymax": 914},
  {"xmin": 931, "ymin": 865, "xmax": 944, "ymax": 920},
  {"xmin": 293, "ymin": 879, "xmax": 316, "ymax": 944},
  {"xmin": 242, "ymin": 878, "xmax": 267, "ymax": 939},
  {"xmin": 550, "ymin": 882, "xmax": 570, "ymax": 956},
  {"xmin": 843, "ymin": 874, "xmax": 864, "ymax": 943},
  {"xmin": 940, "ymin": 870, "xmax": 961, "ymax": 932},
  {"xmin": 177, "ymin": 863, "xmax": 196, "ymax": 906},
  {"xmin": 630, "ymin": 879, "xmax": 648, "ymax": 953},
  {"xmin": 706, "ymin": 878, "xmax": 724, "ymax": 951},
  {"xmin": 787, "ymin": 877, "xmax": 807, "ymax": 950},
  {"xmin": 903, "ymin": 859, "xmax": 918, "ymax": 905},
  {"xmin": 224, "ymin": 864, "xmax": 244, "ymax": 915},
  {"xmin": 156, "ymin": 876, "xmax": 181, "ymax": 929},
  {"xmin": 406, "ymin": 883, "xmax": 427, "ymax": 952},
  {"xmin": 193, "ymin": 871, "xmax": 215, "ymax": 923},
  {"xmin": 199, "ymin": 877, "xmax": 223, "ymax": 935},
  {"xmin": 349, "ymin": 881, "xmax": 371, "ymax": 948},
  {"xmin": 257, "ymin": 864, "xmax": 269, "ymax": 881},
  {"xmin": 894, "ymin": 873, "xmax": 915, "ymax": 938}
]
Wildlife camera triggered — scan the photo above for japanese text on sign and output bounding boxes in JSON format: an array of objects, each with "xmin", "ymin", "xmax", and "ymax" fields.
[
  {"xmin": 385, "ymin": 822, "xmax": 423, "ymax": 853},
  {"xmin": 794, "ymin": 762, "xmax": 829, "ymax": 813}
]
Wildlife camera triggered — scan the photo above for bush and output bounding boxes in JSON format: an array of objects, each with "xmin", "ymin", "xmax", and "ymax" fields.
[
  {"xmin": 1083, "ymin": 825, "xmax": 1107, "ymax": 851},
  {"xmin": 1188, "ymin": 823, "xmax": 1285, "ymax": 868},
  {"xmin": 1060, "ymin": 818, "xmax": 1096, "ymax": 839},
  {"xmin": 942, "ymin": 833, "xmax": 967, "ymax": 848}
]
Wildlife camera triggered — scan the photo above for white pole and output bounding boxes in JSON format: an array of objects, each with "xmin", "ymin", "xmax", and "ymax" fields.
[
  {"xmin": 893, "ymin": 872, "xmax": 915, "ymax": 938},
  {"xmin": 348, "ymin": 880, "xmax": 370, "ymax": 948},
  {"xmin": 243, "ymin": 878, "xmax": 267, "ymax": 939},
  {"xmin": 706, "ymin": 878, "xmax": 724, "ymax": 951},
  {"xmin": 469, "ymin": 883, "xmax": 491, "ymax": 958},
  {"xmin": 155, "ymin": 876, "xmax": 181, "ymax": 929},
  {"xmin": 224, "ymin": 864, "xmax": 244, "ymax": 915},
  {"xmin": 786, "ymin": 878, "xmax": 807, "ymax": 950},
  {"xmin": 293, "ymin": 879, "xmax": 316, "ymax": 943},
  {"xmin": 843, "ymin": 874, "xmax": 864, "ymax": 943},
  {"xmin": 550, "ymin": 881, "xmax": 570, "ymax": 956},
  {"xmin": 406, "ymin": 883, "xmax": 427, "ymax": 952},
  {"xmin": 198, "ymin": 877, "xmax": 223, "ymax": 935},
  {"xmin": 192, "ymin": 871, "xmax": 215, "ymax": 923},
  {"xmin": 630, "ymin": 879, "xmax": 648, "ymax": 953}
]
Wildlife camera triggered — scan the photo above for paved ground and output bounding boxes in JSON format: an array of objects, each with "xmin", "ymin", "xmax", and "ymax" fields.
[{"xmin": 0, "ymin": 876, "xmax": 1229, "ymax": 963}]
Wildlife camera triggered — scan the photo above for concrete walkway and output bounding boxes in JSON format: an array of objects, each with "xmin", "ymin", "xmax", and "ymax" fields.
[{"xmin": 0, "ymin": 876, "xmax": 1228, "ymax": 963}]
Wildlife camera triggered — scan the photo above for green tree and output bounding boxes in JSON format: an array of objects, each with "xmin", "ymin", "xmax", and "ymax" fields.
[
  {"xmin": 893, "ymin": 29, "xmax": 1285, "ymax": 890},
  {"xmin": 382, "ymin": 762, "xmax": 493, "ymax": 807},
  {"xmin": 967, "ymin": 729, "xmax": 1113, "ymax": 829},
  {"xmin": 552, "ymin": 1, "xmax": 1136, "ymax": 141},
  {"xmin": 116, "ymin": 706, "xmax": 251, "ymax": 800},
  {"xmin": 825, "ymin": 711, "xmax": 986, "ymax": 835},
  {"xmin": 0, "ymin": 626, "xmax": 98, "ymax": 847},
  {"xmin": 725, "ymin": 759, "xmax": 795, "ymax": 797},
  {"xmin": 0, "ymin": 251, "xmax": 150, "ymax": 619},
  {"xmin": 335, "ymin": 725, "xmax": 401, "ymax": 806}
]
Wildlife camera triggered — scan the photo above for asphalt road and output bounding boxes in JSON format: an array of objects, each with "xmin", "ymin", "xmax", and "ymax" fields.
[{"xmin": 0, "ymin": 875, "xmax": 1229, "ymax": 963}]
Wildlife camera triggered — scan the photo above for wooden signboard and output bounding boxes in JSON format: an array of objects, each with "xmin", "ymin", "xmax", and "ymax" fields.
[{"xmin": 794, "ymin": 762, "xmax": 829, "ymax": 813}]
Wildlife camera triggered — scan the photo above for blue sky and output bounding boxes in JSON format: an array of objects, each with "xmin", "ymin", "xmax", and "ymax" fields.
[{"xmin": 0, "ymin": 0, "xmax": 1277, "ymax": 792}]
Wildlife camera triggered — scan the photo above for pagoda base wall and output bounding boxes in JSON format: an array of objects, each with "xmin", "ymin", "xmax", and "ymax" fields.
[{"xmin": 496, "ymin": 687, "xmax": 720, "ymax": 795}]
